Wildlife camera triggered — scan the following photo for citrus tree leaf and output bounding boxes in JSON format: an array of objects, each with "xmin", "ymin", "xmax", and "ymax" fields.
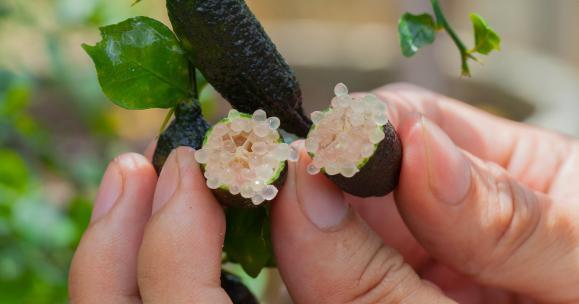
[
  {"xmin": 398, "ymin": 13, "xmax": 436, "ymax": 57},
  {"xmin": 223, "ymin": 207, "xmax": 274, "ymax": 278},
  {"xmin": 470, "ymin": 13, "xmax": 501, "ymax": 55},
  {"xmin": 82, "ymin": 16, "xmax": 190, "ymax": 109}
]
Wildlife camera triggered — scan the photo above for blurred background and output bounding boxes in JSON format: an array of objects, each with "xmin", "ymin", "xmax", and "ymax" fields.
[{"xmin": 1, "ymin": 0, "xmax": 579, "ymax": 302}]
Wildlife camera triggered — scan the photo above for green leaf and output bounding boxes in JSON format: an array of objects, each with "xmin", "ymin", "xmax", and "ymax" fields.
[
  {"xmin": 398, "ymin": 13, "xmax": 437, "ymax": 57},
  {"xmin": 470, "ymin": 13, "xmax": 501, "ymax": 55},
  {"xmin": 223, "ymin": 207, "xmax": 274, "ymax": 278},
  {"xmin": 82, "ymin": 16, "xmax": 190, "ymax": 109}
]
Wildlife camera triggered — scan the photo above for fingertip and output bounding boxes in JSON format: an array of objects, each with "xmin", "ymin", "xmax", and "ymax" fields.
[
  {"xmin": 396, "ymin": 115, "xmax": 472, "ymax": 215},
  {"xmin": 395, "ymin": 115, "xmax": 452, "ymax": 236},
  {"xmin": 115, "ymin": 152, "xmax": 154, "ymax": 171},
  {"xmin": 173, "ymin": 146, "xmax": 204, "ymax": 185},
  {"xmin": 396, "ymin": 113, "xmax": 428, "ymax": 199},
  {"xmin": 271, "ymin": 139, "xmax": 303, "ymax": 239},
  {"xmin": 373, "ymin": 84, "xmax": 427, "ymax": 129},
  {"xmin": 273, "ymin": 139, "xmax": 305, "ymax": 207},
  {"xmin": 270, "ymin": 131, "xmax": 458, "ymax": 304},
  {"xmin": 91, "ymin": 153, "xmax": 157, "ymax": 223},
  {"xmin": 152, "ymin": 149, "xmax": 179, "ymax": 213},
  {"xmin": 137, "ymin": 147, "xmax": 227, "ymax": 302},
  {"xmin": 296, "ymin": 153, "xmax": 349, "ymax": 232},
  {"xmin": 113, "ymin": 152, "xmax": 158, "ymax": 190},
  {"xmin": 150, "ymin": 146, "xmax": 223, "ymax": 228},
  {"xmin": 422, "ymin": 118, "xmax": 472, "ymax": 205},
  {"xmin": 112, "ymin": 152, "xmax": 158, "ymax": 213},
  {"xmin": 91, "ymin": 161, "xmax": 122, "ymax": 222}
]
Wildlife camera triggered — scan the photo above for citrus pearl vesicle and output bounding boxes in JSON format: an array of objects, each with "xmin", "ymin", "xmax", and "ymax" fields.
[
  {"xmin": 305, "ymin": 83, "xmax": 402, "ymax": 197},
  {"xmin": 194, "ymin": 109, "xmax": 296, "ymax": 207}
]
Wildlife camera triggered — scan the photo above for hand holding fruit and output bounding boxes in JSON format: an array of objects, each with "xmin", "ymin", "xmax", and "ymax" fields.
[{"xmin": 69, "ymin": 84, "xmax": 579, "ymax": 303}]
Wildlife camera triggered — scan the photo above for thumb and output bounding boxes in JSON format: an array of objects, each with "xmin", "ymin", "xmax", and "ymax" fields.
[
  {"xmin": 395, "ymin": 115, "xmax": 579, "ymax": 303},
  {"xmin": 271, "ymin": 142, "xmax": 455, "ymax": 304}
]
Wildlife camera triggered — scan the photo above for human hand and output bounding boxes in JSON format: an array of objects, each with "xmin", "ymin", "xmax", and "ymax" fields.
[
  {"xmin": 68, "ymin": 148, "xmax": 236, "ymax": 303},
  {"xmin": 68, "ymin": 83, "xmax": 579, "ymax": 303},
  {"xmin": 271, "ymin": 83, "xmax": 579, "ymax": 303}
]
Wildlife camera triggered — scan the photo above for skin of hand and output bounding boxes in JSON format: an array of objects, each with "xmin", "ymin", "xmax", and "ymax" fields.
[{"xmin": 68, "ymin": 83, "xmax": 579, "ymax": 304}]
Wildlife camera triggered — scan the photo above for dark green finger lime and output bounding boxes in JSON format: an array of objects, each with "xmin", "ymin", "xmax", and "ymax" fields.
[{"xmin": 166, "ymin": 0, "xmax": 311, "ymax": 137}]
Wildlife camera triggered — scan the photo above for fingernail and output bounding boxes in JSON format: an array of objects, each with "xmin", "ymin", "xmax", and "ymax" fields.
[
  {"xmin": 91, "ymin": 160, "xmax": 124, "ymax": 222},
  {"xmin": 152, "ymin": 147, "xmax": 197, "ymax": 213},
  {"xmin": 152, "ymin": 149, "xmax": 181, "ymax": 213},
  {"xmin": 174, "ymin": 146, "xmax": 197, "ymax": 185},
  {"xmin": 297, "ymin": 151, "xmax": 349, "ymax": 231},
  {"xmin": 422, "ymin": 117, "xmax": 471, "ymax": 205}
]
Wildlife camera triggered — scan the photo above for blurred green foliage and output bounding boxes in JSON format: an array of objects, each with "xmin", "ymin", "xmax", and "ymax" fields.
[
  {"xmin": 0, "ymin": 0, "xmax": 138, "ymax": 302},
  {"xmin": 0, "ymin": 1, "xmax": 219, "ymax": 303},
  {"xmin": 0, "ymin": 69, "xmax": 91, "ymax": 303}
]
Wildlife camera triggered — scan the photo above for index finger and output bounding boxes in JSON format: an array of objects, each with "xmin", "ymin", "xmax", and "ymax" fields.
[{"xmin": 374, "ymin": 83, "xmax": 572, "ymax": 193}]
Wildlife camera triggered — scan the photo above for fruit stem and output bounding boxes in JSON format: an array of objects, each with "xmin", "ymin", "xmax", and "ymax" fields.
[
  {"xmin": 430, "ymin": 0, "xmax": 473, "ymax": 76},
  {"xmin": 189, "ymin": 63, "xmax": 198, "ymax": 98},
  {"xmin": 159, "ymin": 107, "xmax": 175, "ymax": 134}
]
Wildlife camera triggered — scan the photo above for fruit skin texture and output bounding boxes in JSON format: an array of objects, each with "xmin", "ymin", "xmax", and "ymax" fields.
[
  {"xmin": 327, "ymin": 121, "xmax": 402, "ymax": 197},
  {"xmin": 211, "ymin": 163, "xmax": 287, "ymax": 209},
  {"xmin": 221, "ymin": 271, "xmax": 258, "ymax": 304},
  {"xmin": 166, "ymin": 0, "xmax": 311, "ymax": 137},
  {"xmin": 152, "ymin": 101, "xmax": 210, "ymax": 174}
]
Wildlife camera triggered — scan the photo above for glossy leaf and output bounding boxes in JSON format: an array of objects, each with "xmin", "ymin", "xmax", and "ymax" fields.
[
  {"xmin": 82, "ymin": 16, "xmax": 190, "ymax": 109},
  {"xmin": 470, "ymin": 13, "xmax": 501, "ymax": 55},
  {"xmin": 398, "ymin": 13, "xmax": 436, "ymax": 57},
  {"xmin": 224, "ymin": 207, "xmax": 274, "ymax": 278}
]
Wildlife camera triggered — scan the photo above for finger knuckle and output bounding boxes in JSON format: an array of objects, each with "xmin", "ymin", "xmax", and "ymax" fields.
[
  {"xmin": 475, "ymin": 163, "xmax": 542, "ymax": 280},
  {"xmin": 347, "ymin": 243, "xmax": 420, "ymax": 304}
]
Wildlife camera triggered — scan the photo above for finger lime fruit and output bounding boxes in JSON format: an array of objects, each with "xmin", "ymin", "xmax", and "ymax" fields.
[
  {"xmin": 153, "ymin": 101, "xmax": 210, "ymax": 174},
  {"xmin": 221, "ymin": 270, "xmax": 258, "ymax": 304},
  {"xmin": 305, "ymin": 83, "xmax": 402, "ymax": 197},
  {"xmin": 166, "ymin": 0, "xmax": 311, "ymax": 137},
  {"xmin": 194, "ymin": 109, "xmax": 298, "ymax": 208}
]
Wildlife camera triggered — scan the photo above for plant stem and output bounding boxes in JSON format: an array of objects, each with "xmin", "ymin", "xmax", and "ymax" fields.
[
  {"xmin": 189, "ymin": 63, "xmax": 198, "ymax": 98},
  {"xmin": 159, "ymin": 107, "xmax": 175, "ymax": 134},
  {"xmin": 430, "ymin": 0, "xmax": 472, "ymax": 76}
]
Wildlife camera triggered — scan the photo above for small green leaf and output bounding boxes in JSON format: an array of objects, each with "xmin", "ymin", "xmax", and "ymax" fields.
[
  {"xmin": 398, "ymin": 13, "xmax": 437, "ymax": 57},
  {"xmin": 82, "ymin": 16, "xmax": 190, "ymax": 109},
  {"xmin": 223, "ymin": 207, "xmax": 274, "ymax": 278},
  {"xmin": 470, "ymin": 13, "xmax": 501, "ymax": 55}
]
